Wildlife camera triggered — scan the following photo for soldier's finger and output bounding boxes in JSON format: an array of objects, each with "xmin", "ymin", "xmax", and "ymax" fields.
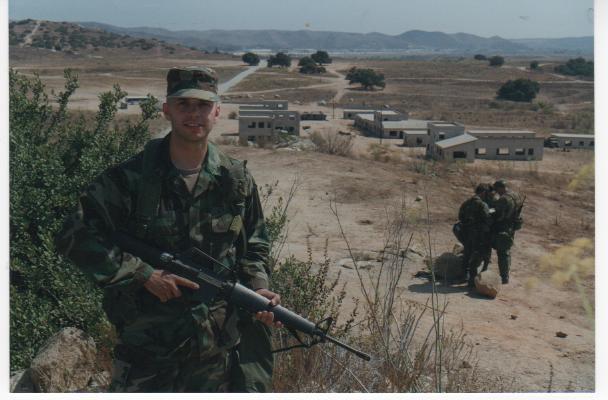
[
  {"xmin": 173, "ymin": 275, "xmax": 200, "ymax": 289},
  {"xmin": 167, "ymin": 281, "xmax": 182, "ymax": 298}
]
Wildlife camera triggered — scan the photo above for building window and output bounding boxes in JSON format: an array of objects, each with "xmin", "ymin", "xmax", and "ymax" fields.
[
  {"xmin": 564, "ymin": 140, "xmax": 572, "ymax": 147},
  {"xmin": 248, "ymin": 136, "xmax": 255, "ymax": 141},
  {"xmin": 497, "ymin": 148, "xmax": 509, "ymax": 155},
  {"xmin": 248, "ymin": 122, "xmax": 256, "ymax": 128},
  {"xmin": 390, "ymin": 131, "xmax": 398, "ymax": 137},
  {"xmin": 590, "ymin": 141, "xmax": 594, "ymax": 147},
  {"xmin": 453, "ymin": 151, "xmax": 467, "ymax": 159},
  {"xmin": 476, "ymin": 148, "xmax": 487, "ymax": 155},
  {"xmin": 528, "ymin": 148, "xmax": 534, "ymax": 155},
  {"xmin": 416, "ymin": 138, "xmax": 423, "ymax": 145},
  {"xmin": 579, "ymin": 141, "xmax": 585, "ymax": 146},
  {"xmin": 288, "ymin": 127, "xmax": 295, "ymax": 133},
  {"xmin": 515, "ymin": 148, "xmax": 525, "ymax": 155},
  {"xmin": 289, "ymin": 115, "xmax": 295, "ymax": 120},
  {"xmin": 439, "ymin": 133, "xmax": 445, "ymax": 140},
  {"xmin": 258, "ymin": 122, "xmax": 264, "ymax": 128}
]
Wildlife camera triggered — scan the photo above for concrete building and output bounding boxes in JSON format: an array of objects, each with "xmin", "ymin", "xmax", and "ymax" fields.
[
  {"xmin": 343, "ymin": 108, "xmax": 376, "ymax": 119},
  {"xmin": 301, "ymin": 111, "xmax": 327, "ymax": 121},
  {"xmin": 239, "ymin": 100, "xmax": 288, "ymax": 110},
  {"xmin": 432, "ymin": 133, "xmax": 478, "ymax": 162},
  {"xmin": 467, "ymin": 129, "xmax": 543, "ymax": 161},
  {"xmin": 546, "ymin": 133, "xmax": 594, "ymax": 149},
  {"xmin": 238, "ymin": 101, "xmax": 300, "ymax": 142}
]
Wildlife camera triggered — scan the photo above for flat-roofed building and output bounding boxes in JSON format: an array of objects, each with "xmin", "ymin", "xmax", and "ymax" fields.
[
  {"xmin": 468, "ymin": 130, "xmax": 543, "ymax": 161},
  {"xmin": 546, "ymin": 133, "xmax": 594, "ymax": 149},
  {"xmin": 239, "ymin": 100, "xmax": 288, "ymax": 110},
  {"xmin": 343, "ymin": 108, "xmax": 376, "ymax": 119},
  {"xmin": 403, "ymin": 130, "xmax": 431, "ymax": 147},
  {"xmin": 432, "ymin": 133, "xmax": 478, "ymax": 162},
  {"xmin": 238, "ymin": 102, "xmax": 300, "ymax": 142}
]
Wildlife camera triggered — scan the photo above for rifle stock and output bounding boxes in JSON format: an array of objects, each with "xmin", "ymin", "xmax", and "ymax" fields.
[{"xmin": 112, "ymin": 231, "xmax": 371, "ymax": 361}]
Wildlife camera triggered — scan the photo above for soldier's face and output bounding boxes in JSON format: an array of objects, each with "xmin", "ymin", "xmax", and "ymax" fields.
[{"xmin": 163, "ymin": 97, "xmax": 220, "ymax": 143}]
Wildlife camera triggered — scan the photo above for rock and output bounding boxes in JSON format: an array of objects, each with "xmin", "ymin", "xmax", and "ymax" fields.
[
  {"xmin": 357, "ymin": 219, "xmax": 373, "ymax": 225},
  {"xmin": 274, "ymin": 94, "xmax": 281, "ymax": 98},
  {"xmin": 10, "ymin": 369, "xmax": 34, "ymax": 392},
  {"xmin": 87, "ymin": 371, "xmax": 111, "ymax": 392},
  {"xmin": 556, "ymin": 331, "xmax": 568, "ymax": 338},
  {"xmin": 245, "ymin": 93, "xmax": 252, "ymax": 98},
  {"xmin": 452, "ymin": 243, "xmax": 464, "ymax": 255},
  {"xmin": 337, "ymin": 258, "xmax": 354, "ymax": 269},
  {"xmin": 431, "ymin": 252, "xmax": 466, "ymax": 282},
  {"xmin": 415, "ymin": 195, "xmax": 423, "ymax": 202},
  {"xmin": 318, "ymin": 100, "xmax": 327, "ymax": 106},
  {"xmin": 461, "ymin": 360, "xmax": 472, "ymax": 369},
  {"xmin": 474, "ymin": 270, "xmax": 502, "ymax": 298},
  {"xmin": 510, "ymin": 314, "xmax": 518, "ymax": 320},
  {"xmin": 30, "ymin": 327, "xmax": 97, "ymax": 393}
]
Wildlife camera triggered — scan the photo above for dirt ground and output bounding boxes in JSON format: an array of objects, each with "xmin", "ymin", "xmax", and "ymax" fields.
[{"xmin": 10, "ymin": 48, "xmax": 595, "ymax": 392}]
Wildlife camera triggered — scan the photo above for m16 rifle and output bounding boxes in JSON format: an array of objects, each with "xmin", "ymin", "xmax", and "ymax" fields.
[{"xmin": 112, "ymin": 231, "xmax": 371, "ymax": 361}]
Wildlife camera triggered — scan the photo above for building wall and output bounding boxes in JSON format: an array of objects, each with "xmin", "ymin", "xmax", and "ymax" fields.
[
  {"xmin": 474, "ymin": 137, "xmax": 544, "ymax": 160},
  {"xmin": 549, "ymin": 136, "xmax": 595, "ymax": 149},
  {"xmin": 343, "ymin": 109, "xmax": 375, "ymax": 119},
  {"xmin": 428, "ymin": 123, "xmax": 465, "ymax": 144},
  {"xmin": 434, "ymin": 142, "xmax": 476, "ymax": 163},
  {"xmin": 404, "ymin": 133, "xmax": 430, "ymax": 147},
  {"xmin": 239, "ymin": 118, "xmax": 274, "ymax": 140}
]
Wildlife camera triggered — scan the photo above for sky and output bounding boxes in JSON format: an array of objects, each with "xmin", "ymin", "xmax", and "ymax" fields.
[{"xmin": 8, "ymin": 0, "xmax": 594, "ymax": 39}]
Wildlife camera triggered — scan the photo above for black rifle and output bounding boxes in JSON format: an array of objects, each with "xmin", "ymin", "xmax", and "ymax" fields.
[{"xmin": 112, "ymin": 231, "xmax": 371, "ymax": 361}]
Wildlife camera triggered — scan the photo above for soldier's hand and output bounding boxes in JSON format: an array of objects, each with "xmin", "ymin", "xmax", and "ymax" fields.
[
  {"xmin": 255, "ymin": 289, "xmax": 283, "ymax": 328},
  {"xmin": 143, "ymin": 269, "xmax": 200, "ymax": 302}
]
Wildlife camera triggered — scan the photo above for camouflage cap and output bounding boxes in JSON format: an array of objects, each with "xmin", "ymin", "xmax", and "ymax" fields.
[
  {"xmin": 493, "ymin": 179, "xmax": 507, "ymax": 189},
  {"xmin": 166, "ymin": 66, "xmax": 220, "ymax": 102}
]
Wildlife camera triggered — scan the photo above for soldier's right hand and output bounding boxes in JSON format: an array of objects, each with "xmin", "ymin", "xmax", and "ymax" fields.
[{"xmin": 143, "ymin": 269, "xmax": 200, "ymax": 302}]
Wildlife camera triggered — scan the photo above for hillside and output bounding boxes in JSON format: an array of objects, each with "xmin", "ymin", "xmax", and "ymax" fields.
[{"xmin": 8, "ymin": 19, "xmax": 209, "ymax": 57}]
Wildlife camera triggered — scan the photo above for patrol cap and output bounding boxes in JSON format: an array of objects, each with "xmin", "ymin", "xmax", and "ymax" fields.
[
  {"xmin": 166, "ymin": 66, "xmax": 220, "ymax": 102},
  {"xmin": 493, "ymin": 179, "xmax": 507, "ymax": 189}
]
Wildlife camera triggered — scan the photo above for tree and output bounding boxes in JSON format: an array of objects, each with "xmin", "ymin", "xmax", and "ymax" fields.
[
  {"xmin": 242, "ymin": 52, "xmax": 260, "ymax": 66},
  {"xmin": 268, "ymin": 52, "xmax": 291, "ymax": 68},
  {"xmin": 9, "ymin": 69, "xmax": 157, "ymax": 370},
  {"xmin": 530, "ymin": 60, "xmax": 539, "ymax": 70},
  {"xmin": 554, "ymin": 57, "xmax": 593, "ymax": 78},
  {"xmin": 298, "ymin": 56, "xmax": 326, "ymax": 74},
  {"xmin": 345, "ymin": 67, "xmax": 385, "ymax": 90},
  {"xmin": 488, "ymin": 56, "xmax": 505, "ymax": 67},
  {"xmin": 311, "ymin": 50, "xmax": 332, "ymax": 65},
  {"xmin": 496, "ymin": 78, "xmax": 540, "ymax": 102},
  {"xmin": 474, "ymin": 54, "xmax": 487, "ymax": 61}
]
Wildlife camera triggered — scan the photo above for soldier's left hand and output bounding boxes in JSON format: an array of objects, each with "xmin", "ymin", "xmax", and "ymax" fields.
[{"xmin": 255, "ymin": 289, "xmax": 283, "ymax": 328}]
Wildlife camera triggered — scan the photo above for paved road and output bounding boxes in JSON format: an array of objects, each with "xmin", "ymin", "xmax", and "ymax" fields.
[{"xmin": 219, "ymin": 60, "xmax": 267, "ymax": 94}]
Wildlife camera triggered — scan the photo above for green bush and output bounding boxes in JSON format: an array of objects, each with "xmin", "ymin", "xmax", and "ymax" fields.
[
  {"xmin": 554, "ymin": 57, "xmax": 593, "ymax": 78},
  {"xmin": 9, "ymin": 69, "xmax": 158, "ymax": 371},
  {"xmin": 496, "ymin": 78, "xmax": 540, "ymax": 102}
]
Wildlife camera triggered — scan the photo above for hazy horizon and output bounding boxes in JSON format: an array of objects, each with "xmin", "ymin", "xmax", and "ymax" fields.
[{"xmin": 9, "ymin": 0, "xmax": 594, "ymax": 40}]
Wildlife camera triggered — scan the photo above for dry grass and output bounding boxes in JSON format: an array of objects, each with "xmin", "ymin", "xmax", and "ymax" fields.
[{"xmin": 230, "ymin": 68, "xmax": 329, "ymax": 92}]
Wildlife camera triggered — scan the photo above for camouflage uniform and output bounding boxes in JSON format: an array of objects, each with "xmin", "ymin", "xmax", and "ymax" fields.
[
  {"xmin": 56, "ymin": 136, "xmax": 272, "ymax": 392},
  {"xmin": 458, "ymin": 194, "xmax": 492, "ymax": 285},
  {"xmin": 491, "ymin": 189, "xmax": 522, "ymax": 283},
  {"xmin": 480, "ymin": 192, "xmax": 496, "ymax": 271}
]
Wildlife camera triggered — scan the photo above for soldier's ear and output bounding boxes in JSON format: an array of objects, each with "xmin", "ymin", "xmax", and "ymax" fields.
[{"xmin": 162, "ymin": 102, "xmax": 171, "ymax": 121}]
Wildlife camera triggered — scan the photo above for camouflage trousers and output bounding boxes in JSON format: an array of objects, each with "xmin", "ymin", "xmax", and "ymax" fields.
[
  {"xmin": 110, "ymin": 348, "xmax": 231, "ymax": 392},
  {"xmin": 462, "ymin": 229, "xmax": 490, "ymax": 282},
  {"xmin": 493, "ymin": 231, "xmax": 514, "ymax": 280}
]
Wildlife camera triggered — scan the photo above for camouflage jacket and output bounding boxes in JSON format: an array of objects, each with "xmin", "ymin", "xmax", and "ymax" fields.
[
  {"xmin": 493, "ymin": 190, "xmax": 522, "ymax": 232},
  {"xmin": 458, "ymin": 195, "xmax": 491, "ymax": 232},
  {"xmin": 56, "ymin": 134, "xmax": 270, "ymax": 361}
]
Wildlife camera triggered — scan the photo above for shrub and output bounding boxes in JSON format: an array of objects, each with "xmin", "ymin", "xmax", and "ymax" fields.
[
  {"xmin": 268, "ymin": 52, "xmax": 291, "ymax": 68},
  {"xmin": 298, "ymin": 57, "xmax": 326, "ymax": 74},
  {"xmin": 311, "ymin": 50, "xmax": 332, "ymax": 65},
  {"xmin": 488, "ymin": 56, "xmax": 505, "ymax": 67},
  {"xmin": 530, "ymin": 61, "xmax": 540, "ymax": 70},
  {"xmin": 242, "ymin": 52, "xmax": 260, "ymax": 66},
  {"xmin": 496, "ymin": 78, "xmax": 540, "ymax": 102},
  {"xmin": 474, "ymin": 54, "xmax": 486, "ymax": 60},
  {"xmin": 9, "ymin": 69, "xmax": 157, "ymax": 371},
  {"xmin": 554, "ymin": 57, "xmax": 593, "ymax": 78},
  {"xmin": 310, "ymin": 130, "xmax": 354, "ymax": 157}
]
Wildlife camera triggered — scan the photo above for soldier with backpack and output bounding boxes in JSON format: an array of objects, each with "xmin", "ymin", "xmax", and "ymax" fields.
[
  {"xmin": 56, "ymin": 66, "xmax": 279, "ymax": 392},
  {"xmin": 491, "ymin": 180, "xmax": 525, "ymax": 284}
]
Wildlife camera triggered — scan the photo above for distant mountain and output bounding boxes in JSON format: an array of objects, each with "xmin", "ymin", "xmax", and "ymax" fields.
[
  {"xmin": 511, "ymin": 37, "xmax": 593, "ymax": 56},
  {"xmin": 16, "ymin": 19, "xmax": 593, "ymax": 56},
  {"xmin": 80, "ymin": 22, "xmax": 534, "ymax": 54}
]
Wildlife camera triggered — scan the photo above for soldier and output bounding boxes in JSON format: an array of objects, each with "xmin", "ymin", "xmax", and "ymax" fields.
[
  {"xmin": 491, "ymin": 179, "xmax": 524, "ymax": 284},
  {"xmin": 458, "ymin": 184, "xmax": 492, "ymax": 287},
  {"xmin": 480, "ymin": 183, "xmax": 497, "ymax": 272},
  {"xmin": 56, "ymin": 66, "xmax": 280, "ymax": 392}
]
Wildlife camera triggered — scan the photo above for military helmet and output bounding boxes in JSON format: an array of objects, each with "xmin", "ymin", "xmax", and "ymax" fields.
[
  {"xmin": 475, "ymin": 183, "xmax": 490, "ymax": 194},
  {"xmin": 493, "ymin": 179, "xmax": 507, "ymax": 190}
]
